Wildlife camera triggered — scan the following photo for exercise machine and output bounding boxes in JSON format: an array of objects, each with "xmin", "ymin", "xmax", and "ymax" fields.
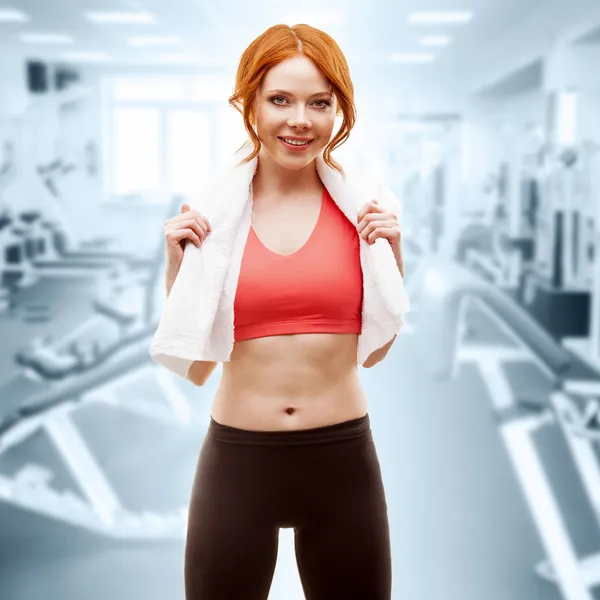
[
  {"xmin": 0, "ymin": 195, "xmax": 196, "ymax": 542},
  {"xmin": 413, "ymin": 258, "xmax": 600, "ymax": 600}
]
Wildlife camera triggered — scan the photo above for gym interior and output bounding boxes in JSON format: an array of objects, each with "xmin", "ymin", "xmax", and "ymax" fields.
[{"xmin": 1, "ymin": 1, "xmax": 600, "ymax": 599}]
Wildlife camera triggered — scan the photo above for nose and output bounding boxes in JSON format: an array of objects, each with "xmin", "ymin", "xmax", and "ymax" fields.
[{"xmin": 287, "ymin": 106, "xmax": 311, "ymax": 130}]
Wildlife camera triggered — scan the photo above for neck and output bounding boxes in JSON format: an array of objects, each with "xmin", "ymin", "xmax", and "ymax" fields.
[{"xmin": 251, "ymin": 147, "xmax": 322, "ymax": 197}]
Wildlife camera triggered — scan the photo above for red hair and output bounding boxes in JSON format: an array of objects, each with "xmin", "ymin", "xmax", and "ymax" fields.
[{"xmin": 228, "ymin": 24, "xmax": 356, "ymax": 174}]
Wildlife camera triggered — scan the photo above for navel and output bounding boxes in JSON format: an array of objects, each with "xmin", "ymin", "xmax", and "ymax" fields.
[{"xmin": 284, "ymin": 406, "xmax": 296, "ymax": 415}]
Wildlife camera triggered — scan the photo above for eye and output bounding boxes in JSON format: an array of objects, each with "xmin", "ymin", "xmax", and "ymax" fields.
[
  {"xmin": 314, "ymin": 99, "xmax": 331, "ymax": 108},
  {"xmin": 270, "ymin": 96, "xmax": 287, "ymax": 105}
]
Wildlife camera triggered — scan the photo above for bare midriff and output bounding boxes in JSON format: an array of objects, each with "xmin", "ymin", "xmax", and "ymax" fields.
[{"xmin": 210, "ymin": 332, "xmax": 367, "ymax": 431}]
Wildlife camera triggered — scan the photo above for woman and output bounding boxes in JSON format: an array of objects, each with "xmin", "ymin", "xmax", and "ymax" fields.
[{"xmin": 163, "ymin": 24, "xmax": 405, "ymax": 600}]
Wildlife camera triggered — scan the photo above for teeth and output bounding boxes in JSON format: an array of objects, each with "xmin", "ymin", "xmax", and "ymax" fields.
[{"xmin": 282, "ymin": 138, "xmax": 311, "ymax": 146}]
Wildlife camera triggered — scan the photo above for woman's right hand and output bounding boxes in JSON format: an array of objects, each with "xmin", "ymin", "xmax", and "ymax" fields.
[{"xmin": 164, "ymin": 203, "xmax": 212, "ymax": 271}]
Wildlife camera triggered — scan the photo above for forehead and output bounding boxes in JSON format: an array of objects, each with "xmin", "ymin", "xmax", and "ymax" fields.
[{"xmin": 261, "ymin": 55, "xmax": 331, "ymax": 93}]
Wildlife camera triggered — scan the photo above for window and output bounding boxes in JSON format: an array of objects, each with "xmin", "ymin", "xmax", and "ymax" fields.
[
  {"xmin": 113, "ymin": 78, "xmax": 186, "ymax": 102},
  {"xmin": 166, "ymin": 110, "xmax": 210, "ymax": 195},
  {"xmin": 104, "ymin": 75, "xmax": 243, "ymax": 204},
  {"xmin": 113, "ymin": 107, "xmax": 160, "ymax": 195}
]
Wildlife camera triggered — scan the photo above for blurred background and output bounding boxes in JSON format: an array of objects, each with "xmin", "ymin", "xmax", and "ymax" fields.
[{"xmin": 1, "ymin": 0, "xmax": 600, "ymax": 599}]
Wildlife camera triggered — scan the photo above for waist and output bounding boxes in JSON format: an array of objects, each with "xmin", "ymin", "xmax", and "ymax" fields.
[
  {"xmin": 207, "ymin": 413, "xmax": 371, "ymax": 446},
  {"xmin": 212, "ymin": 333, "xmax": 366, "ymax": 430},
  {"xmin": 223, "ymin": 333, "xmax": 359, "ymax": 392}
]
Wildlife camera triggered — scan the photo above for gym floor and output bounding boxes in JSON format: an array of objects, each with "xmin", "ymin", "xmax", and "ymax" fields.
[{"xmin": 0, "ymin": 274, "xmax": 597, "ymax": 599}]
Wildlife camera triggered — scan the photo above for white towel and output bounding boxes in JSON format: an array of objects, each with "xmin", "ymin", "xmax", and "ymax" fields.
[{"xmin": 149, "ymin": 145, "xmax": 410, "ymax": 378}]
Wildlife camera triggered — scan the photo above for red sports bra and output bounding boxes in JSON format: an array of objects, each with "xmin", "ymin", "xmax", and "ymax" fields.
[{"xmin": 233, "ymin": 187, "xmax": 363, "ymax": 341}]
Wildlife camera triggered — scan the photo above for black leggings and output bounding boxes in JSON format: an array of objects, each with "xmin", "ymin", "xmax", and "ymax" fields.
[{"xmin": 184, "ymin": 413, "xmax": 392, "ymax": 600}]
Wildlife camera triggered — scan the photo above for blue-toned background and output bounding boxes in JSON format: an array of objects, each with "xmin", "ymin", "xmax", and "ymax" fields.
[{"xmin": 1, "ymin": 1, "xmax": 600, "ymax": 598}]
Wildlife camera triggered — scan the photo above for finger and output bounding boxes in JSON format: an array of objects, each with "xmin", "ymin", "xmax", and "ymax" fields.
[
  {"xmin": 179, "ymin": 217, "xmax": 208, "ymax": 240},
  {"xmin": 359, "ymin": 220, "xmax": 390, "ymax": 240},
  {"xmin": 357, "ymin": 199, "xmax": 382, "ymax": 222},
  {"xmin": 185, "ymin": 210, "xmax": 211, "ymax": 232},
  {"xmin": 368, "ymin": 226, "xmax": 399, "ymax": 245},
  {"xmin": 358, "ymin": 215, "xmax": 390, "ymax": 234},
  {"xmin": 166, "ymin": 228, "xmax": 201, "ymax": 248},
  {"xmin": 165, "ymin": 209, "xmax": 193, "ymax": 226},
  {"xmin": 167, "ymin": 212, "xmax": 211, "ymax": 233},
  {"xmin": 195, "ymin": 216, "xmax": 211, "ymax": 236}
]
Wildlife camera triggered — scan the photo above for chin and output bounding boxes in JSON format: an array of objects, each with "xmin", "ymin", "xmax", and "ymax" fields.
[
  {"xmin": 278, "ymin": 156, "xmax": 314, "ymax": 170},
  {"xmin": 276, "ymin": 145, "xmax": 324, "ymax": 169}
]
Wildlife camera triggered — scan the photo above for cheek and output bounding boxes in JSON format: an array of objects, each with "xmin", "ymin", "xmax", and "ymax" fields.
[
  {"xmin": 315, "ymin": 114, "xmax": 337, "ymax": 139},
  {"xmin": 255, "ymin": 107, "xmax": 274, "ymax": 132}
]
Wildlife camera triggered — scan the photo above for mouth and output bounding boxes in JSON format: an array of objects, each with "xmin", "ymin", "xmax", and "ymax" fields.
[{"xmin": 278, "ymin": 137, "xmax": 315, "ymax": 152}]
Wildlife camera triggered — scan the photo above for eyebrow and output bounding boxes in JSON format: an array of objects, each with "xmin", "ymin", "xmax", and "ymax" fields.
[{"xmin": 265, "ymin": 89, "xmax": 333, "ymax": 98}]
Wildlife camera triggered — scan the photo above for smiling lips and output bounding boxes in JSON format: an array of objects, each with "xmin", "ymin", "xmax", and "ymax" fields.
[{"xmin": 278, "ymin": 136, "xmax": 315, "ymax": 151}]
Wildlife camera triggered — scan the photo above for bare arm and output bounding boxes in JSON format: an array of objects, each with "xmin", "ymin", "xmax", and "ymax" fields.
[
  {"xmin": 362, "ymin": 242, "xmax": 405, "ymax": 368},
  {"xmin": 362, "ymin": 335, "xmax": 397, "ymax": 369},
  {"xmin": 165, "ymin": 260, "xmax": 180, "ymax": 298},
  {"xmin": 186, "ymin": 360, "xmax": 219, "ymax": 386}
]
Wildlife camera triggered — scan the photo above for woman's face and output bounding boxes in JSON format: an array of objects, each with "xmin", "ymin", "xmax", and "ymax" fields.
[{"xmin": 254, "ymin": 55, "xmax": 338, "ymax": 171}]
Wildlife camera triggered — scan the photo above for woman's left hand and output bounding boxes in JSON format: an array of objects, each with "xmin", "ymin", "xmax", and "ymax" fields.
[
  {"xmin": 357, "ymin": 199, "xmax": 404, "ymax": 276},
  {"xmin": 356, "ymin": 199, "xmax": 401, "ymax": 249}
]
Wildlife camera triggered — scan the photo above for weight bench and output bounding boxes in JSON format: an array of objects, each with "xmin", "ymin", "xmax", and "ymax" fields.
[{"xmin": 415, "ymin": 258, "xmax": 600, "ymax": 600}]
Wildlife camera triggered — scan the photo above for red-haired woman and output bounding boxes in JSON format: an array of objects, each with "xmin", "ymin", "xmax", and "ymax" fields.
[{"xmin": 164, "ymin": 23, "xmax": 404, "ymax": 600}]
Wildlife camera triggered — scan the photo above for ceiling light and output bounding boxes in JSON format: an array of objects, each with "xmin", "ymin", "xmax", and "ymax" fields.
[
  {"xmin": 0, "ymin": 8, "xmax": 30, "ymax": 22},
  {"xmin": 391, "ymin": 52, "xmax": 435, "ymax": 64},
  {"xmin": 61, "ymin": 51, "xmax": 113, "ymax": 63},
  {"xmin": 84, "ymin": 11, "xmax": 156, "ymax": 24},
  {"xmin": 420, "ymin": 35, "xmax": 452, "ymax": 46},
  {"xmin": 126, "ymin": 35, "xmax": 182, "ymax": 47},
  {"xmin": 18, "ymin": 33, "xmax": 75, "ymax": 45},
  {"xmin": 409, "ymin": 11, "xmax": 473, "ymax": 25}
]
